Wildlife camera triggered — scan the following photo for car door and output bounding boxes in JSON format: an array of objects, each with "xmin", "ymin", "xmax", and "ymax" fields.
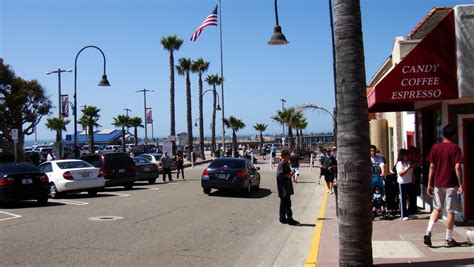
[{"xmin": 39, "ymin": 162, "xmax": 54, "ymax": 184}]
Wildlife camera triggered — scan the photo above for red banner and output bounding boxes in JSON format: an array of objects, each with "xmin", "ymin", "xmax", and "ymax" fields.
[{"xmin": 146, "ymin": 108, "xmax": 153, "ymax": 124}]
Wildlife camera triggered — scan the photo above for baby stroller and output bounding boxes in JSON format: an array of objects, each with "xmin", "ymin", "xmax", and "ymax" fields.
[
  {"xmin": 384, "ymin": 173, "xmax": 400, "ymax": 217},
  {"xmin": 372, "ymin": 185, "xmax": 389, "ymax": 220}
]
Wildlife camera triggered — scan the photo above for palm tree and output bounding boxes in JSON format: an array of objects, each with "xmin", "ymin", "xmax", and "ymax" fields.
[
  {"xmin": 191, "ymin": 58, "xmax": 210, "ymax": 160},
  {"xmin": 161, "ymin": 35, "xmax": 183, "ymax": 155},
  {"xmin": 271, "ymin": 107, "xmax": 302, "ymax": 150},
  {"xmin": 45, "ymin": 117, "xmax": 70, "ymax": 157},
  {"xmin": 176, "ymin": 57, "xmax": 194, "ymax": 161},
  {"xmin": 334, "ymin": 0, "xmax": 372, "ymax": 265},
  {"xmin": 205, "ymin": 74, "xmax": 224, "ymax": 156},
  {"xmin": 294, "ymin": 117, "xmax": 308, "ymax": 150},
  {"xmin": 79, "ymin": 106, "xmax": 101, "ymax": 153},
  {"xmin": 253, "ymin": 123, "xmax": 268, "ymax": 151},
  {"xmin": 112, "ymin": 115, "xmax": 131, "ymax": 153},
  {"xmin": 223, "ymin": 116, "xmax": 245, "ymax": 157},
  {"xmin": 128, "ymin": 117, "xmax": 143, "ymax": 146}
]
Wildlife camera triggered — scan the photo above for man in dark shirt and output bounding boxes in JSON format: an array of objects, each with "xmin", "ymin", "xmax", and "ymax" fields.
[
  {"xmin": 276, "ymin": 150, "xmax": 300, "ymax": 225},
  {"xmin": 424, "ymin": 124, "xmax": 464, "ymax": 247}
]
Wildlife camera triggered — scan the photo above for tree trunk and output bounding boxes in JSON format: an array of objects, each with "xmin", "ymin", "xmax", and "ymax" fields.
[
  {"xmin": 121, "ymin": 127, "xmax": 126, "ymax": 153},
  {"xmin": 288, "ymin": 127, "xmax": 294, "ymax": 150},
  {"xmin": 296, "ymin": 129, "xmax": 300, "ymax": 150},
  {"xmin": 134, "ymin": 126, "xmax": 138, "ymax": 146},
  {"xmin": 232, "ymin": 130, "xmax": 238, "ymax": 158},
  {"xmin": 56, "ymin": 130, "xmax": 62, "ymax": 158},
  {"xmin": 334, "ymin": 0, "xmax": 373, "ymax": 265},
  {"xmin": 300, "ymin": 129, "xmax": 304, "ymax": 149},
  {"xmin": 198, "ymin": 73, "xmax": 205, "ymax": 160},
  {"xmin": 186, "ymin": 73, "xmax": 193, "ymax": 162},
  {"xmin": 169, "ymin": 51, "xmax": 177, "ymax": 155},
  {"xmin": 259, "ymin": 131, "xmax": 263, "ymax": 150},
  {"xmin": 211, "ymin": 85, "xmax": 217, "ymax": 156},
  {"xmin": 89, "ymin": 125, "xmax": 95, "ymax": 153}
]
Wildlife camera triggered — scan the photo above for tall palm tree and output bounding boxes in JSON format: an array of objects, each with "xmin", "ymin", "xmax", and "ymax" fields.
[
  {"xmin": 112, "ymin": 115, "xmax": 131, "ymax": 153},
  {"xmin": 253, "ymin": 123, "xmax": 268, "ymax": 151},
  {"xmin": 128, "ymin": 116, "xmax": 143, "ymax": 146},
  {"xmin": 191, "ymin": 58, "xmax": 210, "ymax": 160},
  {"xmin": 271, "ymin": 107, "xmax": 302, "ymax": 150},
  {"xmin": 176, "ymin": 57, "xmax": 194, "ymax": 161},
  {"xmin": 205, "ymin": 74, "xmax": 224, "ymax": 156},
  {"xmin": 45, "ymin": 117, "xmax": 70, "ymax": 157},
  {"xmin": 223, "ymin": 116, "xmax": 245, "ymax": 157},
  {"xmin": 334, "ymin": 0, "xmax": 372, "ymax": 265},
  {"xmin": 161, "ymin": 35, "xmax": 183, "ymax": 155},
  {"xmin": 294, "ymin": 117, "xmax": 308, "ymax": 150},
  {"xmin": 79, "ymin": 106, "xmax": 101, "ymax": 153}
]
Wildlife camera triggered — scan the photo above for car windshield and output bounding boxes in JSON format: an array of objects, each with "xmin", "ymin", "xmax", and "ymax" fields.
[
  {"xmin": 208, "ymin": 160, "xmax": 245, "ymax": 169},
  {"xmin": 56, "ymin": 161, "xmax": 93, "ymax": 169},
  {"xmin": 0, "ymin": 163, "xmax": 41, "ymax": 174}
]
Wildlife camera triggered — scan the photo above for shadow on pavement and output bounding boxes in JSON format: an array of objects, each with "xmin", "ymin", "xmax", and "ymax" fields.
[
  {"xmin": 0, "ymin": 200, "xmax": 65, "ymax": 209},
  {"xmin": 379, "ymin": 258, "xmax": 474, "ymax": 266},
  {"xmin": 297, "ymin": 223, "xmax": 316, "ymax": 227},
  {"xmin": 209, "ymin": 188, "xmax": 272, "ymax": 199}
]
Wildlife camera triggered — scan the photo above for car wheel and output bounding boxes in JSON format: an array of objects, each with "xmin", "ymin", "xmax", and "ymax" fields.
[
  {"xmin": 203, "ymin": 188, "xmax": 211, "ymax": 195},
  {"xmin": 124, "ymin": 183, "xmax": 134, "ymax": 190},
  {"xmin": 36, "ymin": 196, "xmax": 48, "ymax": 206},
  {"xmin": 87, "ymin": 189, "xmax": 98, "ymax": 197},
  {"xmin": 49, "ymin": 183, "xmax": 59, "ymax": 199},
  {"xmin": 148, "ymin": 178, "xmax": 156, "ymax": 184}
]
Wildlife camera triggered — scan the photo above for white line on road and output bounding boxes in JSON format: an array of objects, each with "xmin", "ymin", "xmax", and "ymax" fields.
[
  {"xmin": 150, "ymin": 188, "xmax": 160, "ymax": 191},
  {"xmin": 104, "ymin": 192, "xmax": 131, "ymax": 197},
  {"xmin": 167, "ymin": 182, "xmax": 179, "ymax": 185},
  {"xmin": 49, "ymin": 199, "xmax": 89, "ymax": 206},
  {"xmin": 0, "ymin": 211, "xmax": 23, "ymax": 222}
]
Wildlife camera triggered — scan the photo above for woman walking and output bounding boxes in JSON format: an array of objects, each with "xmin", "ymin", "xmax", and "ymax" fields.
[
  {"xmin": 396, "ymin": 149, "xmax": 415, "ymax": 220},
  {"xmin": 176, "ymin": 152, "xmax": 185, "ymax": 179}
]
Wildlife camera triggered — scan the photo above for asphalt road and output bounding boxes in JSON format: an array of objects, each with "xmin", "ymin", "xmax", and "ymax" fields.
[{"xmin": 0, "ymin": 159, "xmax": 325, "ymax": 266}]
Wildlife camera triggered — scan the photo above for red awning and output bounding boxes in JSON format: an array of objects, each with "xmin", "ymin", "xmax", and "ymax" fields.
[{"xmin": 368, "ymin": 11, "xmax": 458, "ymax": 112}]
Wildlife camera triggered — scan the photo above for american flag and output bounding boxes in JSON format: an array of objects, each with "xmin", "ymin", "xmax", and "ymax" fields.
[{"xmin": 190, "ymin": 5, "xmax": 218, "ymax": 42}]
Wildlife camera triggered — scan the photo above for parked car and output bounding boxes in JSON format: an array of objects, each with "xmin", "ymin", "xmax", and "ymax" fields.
[
  {"xmin": 103, "ymin": 145, "xmax": 122, "ymax": 153},
  {"xmin": 201, "ymin": 158, "xmax": 261, "ymax": 195},
  {"xmin": 0, "ymin": 162, "xmax": 49, "ymax": 205},
  {"xmin": 81, "ymin": 153, "xmax": 136, "ymax": 189},
  {"xmin": 38, "ymin": 160, "xmax": 104, "ymax": 198},
  {"xmin": 133, "ymin": 157, "xmax": 159, "ymax": 184},
  {"xmin": 137, "ymin": 153, "xmax": 177, "ymax": 172},
  {"xmin": 131, "ymin": 145, "xmax": 156, "ymax": 156}
]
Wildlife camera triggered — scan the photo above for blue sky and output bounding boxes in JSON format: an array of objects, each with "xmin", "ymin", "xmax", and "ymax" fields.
[{"xmin": 1, "ymin": 0, "xmax": 470, "ymax": 142}]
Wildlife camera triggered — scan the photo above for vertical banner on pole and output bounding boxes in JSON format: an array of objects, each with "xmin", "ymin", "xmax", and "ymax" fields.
[
  {"xmin": 146, "ymin": 108, "xmax": 153, "ymax": 124},
  {"xmin": 61, "ymin": 94, "xmax": 69, "ymax": 117}
]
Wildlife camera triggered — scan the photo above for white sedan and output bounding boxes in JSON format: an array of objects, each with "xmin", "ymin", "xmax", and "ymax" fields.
[{"xmin": 38, "ymin": 159, "xmax": 105, "ymax": 198}]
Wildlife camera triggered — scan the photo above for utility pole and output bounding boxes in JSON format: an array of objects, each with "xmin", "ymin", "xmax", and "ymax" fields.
[
  {"xmin": 135, "ymin": 89, "xmax": 153, "ymax": 144},
  {"xmin": 124, "ymin": 108, "xmax": 131, "ymax": 117}
]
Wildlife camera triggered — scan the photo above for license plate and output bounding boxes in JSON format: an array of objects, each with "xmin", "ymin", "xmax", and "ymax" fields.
[
  {"xmin": 22, "ymin": 178, "xmax": 33, "ymax": 184},
  {"xmin": 119, "ymin": 169, "xmax": 126, "ymax": 173},
  {"xmin": 144, "ymin": 167, "xmax": 150, "ymax": 172},
  {"xmin": 82, "ymin": 172, "xmax": 90, "ymax": 178},
  {"xmin": 218, "ymin": 174, "xmax": 227, "ymax": 179}
]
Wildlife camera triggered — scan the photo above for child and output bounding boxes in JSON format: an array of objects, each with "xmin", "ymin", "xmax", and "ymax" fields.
[{"xmin": 372, "ymin": 186, "xmax": 385, "ymax": 216}]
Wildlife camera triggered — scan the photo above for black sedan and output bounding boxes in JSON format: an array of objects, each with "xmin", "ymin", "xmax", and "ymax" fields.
[
  {"xmin": 133, "ymin": 157, "xmax": 159, "ymax": 184},
  {"xmin": 201, "ymin": 158, "xmax": 261, "ymax": 196},
  {"xmin": 0, "ymin": 162, "xmax": 50, "ymax": 205}
]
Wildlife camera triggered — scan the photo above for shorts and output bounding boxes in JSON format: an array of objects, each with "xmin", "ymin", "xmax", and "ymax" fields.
[
  {"xmin": 291, "ymin": 167, "xmax": 300, "ymax": 176},
  {"xmin": 434, "ymin": 187, "xmax": 461, "ymax": 213},
  {"xmin": 325, "ymin": 173, "xmax": 334, "ymax": 183},
  {"xmin": 271, "ymin": 152, "xmax": 276, "ymax": 158}
]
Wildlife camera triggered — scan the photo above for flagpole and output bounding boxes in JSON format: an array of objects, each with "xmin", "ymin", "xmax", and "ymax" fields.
[{"xmin": 218, "ymin": 0, "xmax": 226, "ymax": 152}]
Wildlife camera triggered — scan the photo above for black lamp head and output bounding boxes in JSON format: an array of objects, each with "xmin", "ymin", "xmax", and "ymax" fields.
[
  {"xmin": 98, "ymin": 74, "xmax": 111, "ymax": 86},
  {"xmin": 216, "ymin": 104, "xmax": 222, "ymax": 111},
  {"xmin": 268, "ymin": 25, "xmax": 289, "ymax": 45}
]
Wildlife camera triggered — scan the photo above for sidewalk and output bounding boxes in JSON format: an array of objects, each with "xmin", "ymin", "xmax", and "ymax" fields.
[{"xmin": 317, "ymin": 191, "xmax": 474, "ymax": 266}]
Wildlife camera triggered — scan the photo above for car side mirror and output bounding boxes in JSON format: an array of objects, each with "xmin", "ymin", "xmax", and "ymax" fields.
[{"xmin": 256, "ymin": 167, "xmax": 260, "ymax": 170}]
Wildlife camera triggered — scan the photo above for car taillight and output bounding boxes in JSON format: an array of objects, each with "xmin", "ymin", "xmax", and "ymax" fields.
[
  {"xmin": 235, "ymin": 171, "xmax": 247, "ymax": 179},
  {"xmin": 151, "ymin": 164, "xmax": 158, "ymax": 171},
  {"xmin": 202, "ymin": 169, "xmax": 209, "ymax": 176},
  {"xmin": 0, "ymin": 176, "xmax": 14, "ymax": 186},
  {"xmin": 98, "ymin": 168, "xmax": 106, "ymax": 177},
  {"xmin": 40, "ymin": 174, "xmax": 49, "ymax": 184},
  {"xmin": 63, "ymin": 171, "xmax": 74, "ymax": 180}
]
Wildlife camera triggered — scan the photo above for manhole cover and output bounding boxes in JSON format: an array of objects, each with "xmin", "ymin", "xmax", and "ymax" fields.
[{"xmin": 88, "ymin": 216, "xmax": 124, "ymax": 221}]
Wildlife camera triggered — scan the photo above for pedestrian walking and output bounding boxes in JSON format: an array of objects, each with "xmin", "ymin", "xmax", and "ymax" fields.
[
  {"xmin": 276, "ymin": 149, "xmax": 300, "ymax": 225},
  {"xmin": 395, "ymin": 149, "xmax": 415, "ymax": 221},
  {"xmin": 161, "ymin": 151, "xmax": 173, "ymax": 182},
  {"xmin": 270, "ymin": 144, "xmax": 277, "ymax": 165},
  {"xmin": 318, "ymin": 149, "xmax": 327, "ymax": 185},
  {"xmin": 371, "ymin": 145, "xmax": 386, "ymax": 195},
  {"xmin": 289, "ymin": 150, "xmax": 300, "ymax": 183},
  {"xmin": 176, "ymin": 153, "xmax": 185, "ymax": 179},
  {"xmin": 423, "ymin": 124, "xmax": 464, "ymax": 247},
  {"xmin": 322, "ymin": 150, "xmax": 337, "ymax": 194}
]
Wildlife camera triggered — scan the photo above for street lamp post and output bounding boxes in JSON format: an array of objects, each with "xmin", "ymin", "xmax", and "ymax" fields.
[
  {"xmin": 46, "ymin": 68, "xmax": 72, "ymax": 157},
  {"xmin": 124, "ymin": 108, "xmax": 131, "ymax": 117},
  {"xmin": 135, "ymin": 89, "xmax": 153, "ymax": 144},
  {"xmin": 73, "ymin": 45, "xmax": 110, "ymax": 159},
  {"xmin": 268, "ymin": 0, "xmax": 289, "ymax": 45}
]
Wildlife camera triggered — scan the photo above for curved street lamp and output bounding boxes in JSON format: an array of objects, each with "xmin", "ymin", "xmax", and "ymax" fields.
[
  {"xmin": 202, "ymin": 89, "xmax": 222, "ymax": 111},
  {"xmin": 73, "ymin": 45, "xmax": 110, "ymax": 158},
  {"xmin": 268, "ymin": 0, "xmax": 289, "ymax": 45}
]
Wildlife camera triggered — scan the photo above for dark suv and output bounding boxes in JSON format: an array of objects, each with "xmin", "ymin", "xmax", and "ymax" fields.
[{"xmin": 81, "ymin": 153, "xmax": 136, "ymax": 189}]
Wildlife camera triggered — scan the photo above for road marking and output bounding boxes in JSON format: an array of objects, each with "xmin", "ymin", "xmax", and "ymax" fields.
[
  {"xmin": 150, "ymin": 188, "xmax": 160, "ymax": 191},
  {"xmin": 305, "ymin": 191, "xmax": 328, "ymax": 267},
  {"xmin": 49, "ymin": 199, "xmax": 89, "ymax": 206},
  {"xmin": 104, "ymin": 192, "xmax": 130, "ymax": 197},
  {"xmin": 0, "ymin": 211, "xmax": 23, "ymax": 222},
  {"xmin": 167, "ymin": 182, "xmax": 179, "ymax": 185}
]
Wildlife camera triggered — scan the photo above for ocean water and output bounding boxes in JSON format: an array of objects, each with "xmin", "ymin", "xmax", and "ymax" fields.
[{"xmin": 24, "ymin": 140, "xmax": 55, "ymax": 148}]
